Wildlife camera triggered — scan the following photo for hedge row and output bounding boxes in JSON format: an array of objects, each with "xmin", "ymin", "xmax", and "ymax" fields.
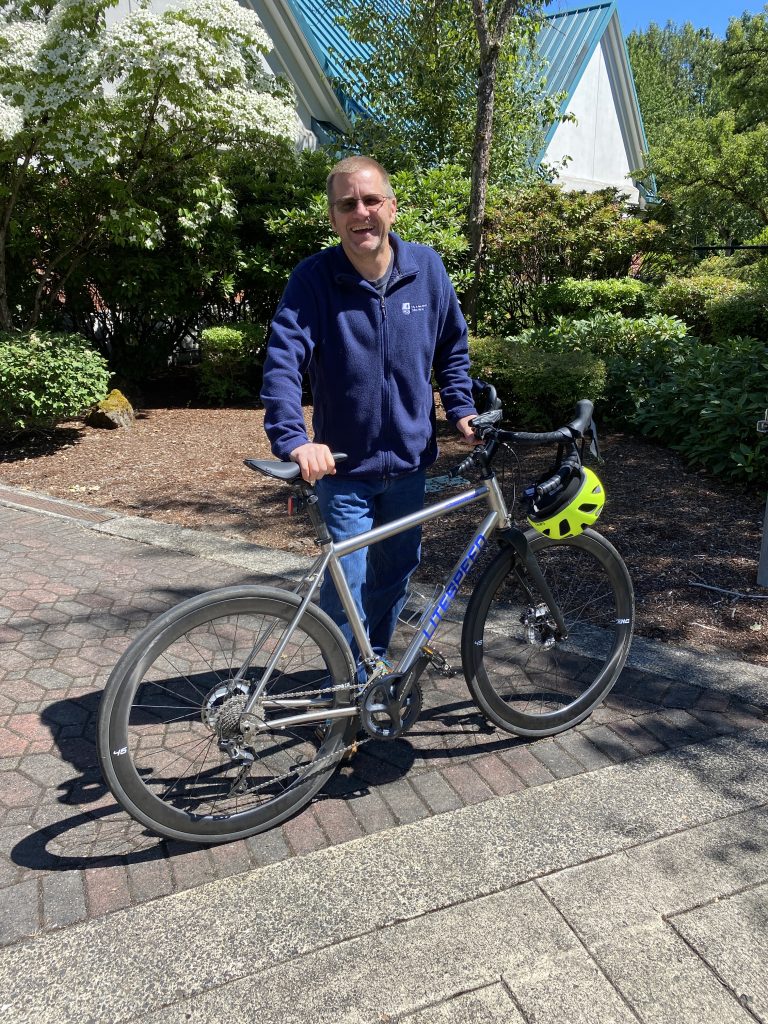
[
  {"xmin": 472, "ymin": 312, "xmax": 767, "ymax": 486},
  {"xmin": 534, "ymin": 274, "xmax": 768, "ymax": 345}
]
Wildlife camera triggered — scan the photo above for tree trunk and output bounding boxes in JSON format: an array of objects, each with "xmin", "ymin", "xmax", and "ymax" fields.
[
  {"xmin": 466, "ymin": 0, "xmax": 525, "ymax": 329},
  {"xmin": 467, "ymin": 47, "xmax": 498, "ymax": 327},
  {"xmin": 0, "ymin": 146, "xmax": 35, "ymax": 332}
]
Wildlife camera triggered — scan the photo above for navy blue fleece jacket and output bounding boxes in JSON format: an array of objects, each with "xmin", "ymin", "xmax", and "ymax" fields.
[{"xmin": 261, "ymin": 233, "xmax": 476, "ymax": 478}]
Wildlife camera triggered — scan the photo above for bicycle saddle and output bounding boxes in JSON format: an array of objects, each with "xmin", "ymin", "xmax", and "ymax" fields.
[{"xmin": 244, "ymin": 453, "xmax": 348, "ymax": 481}]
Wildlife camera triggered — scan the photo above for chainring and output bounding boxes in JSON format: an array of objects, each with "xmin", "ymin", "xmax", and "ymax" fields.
[{"xmin": 359, "ymin": 675, "xmax": 423, "ymax": 740}]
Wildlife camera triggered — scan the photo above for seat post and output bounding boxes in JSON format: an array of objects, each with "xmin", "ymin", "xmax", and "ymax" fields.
[{"xmin": 298, "ymin": 482, "xmax": 332, "ymax": 545}]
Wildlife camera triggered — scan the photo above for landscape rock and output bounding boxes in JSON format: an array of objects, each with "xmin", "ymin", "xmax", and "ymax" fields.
[{"xmin": 86, "ymin": 389, "xmax": 135, "ymax": 430}]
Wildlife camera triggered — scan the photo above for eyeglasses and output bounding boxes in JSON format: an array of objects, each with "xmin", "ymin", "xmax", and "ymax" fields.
[{"xmin": 331, "ymin": 193, "xmax": 391, "ymax": 215}]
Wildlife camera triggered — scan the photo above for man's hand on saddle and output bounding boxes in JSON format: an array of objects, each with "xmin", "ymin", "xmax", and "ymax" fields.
[{"xmin": 290, "ymin": 442, "xmax": 336, "ymax": 484}]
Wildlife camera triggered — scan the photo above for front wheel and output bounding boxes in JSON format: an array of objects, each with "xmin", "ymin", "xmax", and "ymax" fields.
[
  {"xmin": 461, "ymin": 529, "xmax": 633, "ymax": 737},
  {"xmin": 97, "ymin": 586, "xmax": 356, "ymax": 844}
]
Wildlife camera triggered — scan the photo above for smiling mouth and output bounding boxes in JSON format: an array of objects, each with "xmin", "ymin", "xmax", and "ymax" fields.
[{"xmin": 351, "ymin": 225, "xmax": 375, "ymax": 232}]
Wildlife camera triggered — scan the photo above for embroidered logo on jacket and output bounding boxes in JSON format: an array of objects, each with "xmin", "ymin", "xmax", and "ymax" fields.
[{"xmin": 401, "ymin": 302, "xmax": 427, "ymax": 315}]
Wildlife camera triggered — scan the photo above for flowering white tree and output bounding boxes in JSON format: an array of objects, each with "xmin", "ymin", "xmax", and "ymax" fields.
[{"xmin": 0, "ymin": 0, "xmax": 297, "ymax": 331}]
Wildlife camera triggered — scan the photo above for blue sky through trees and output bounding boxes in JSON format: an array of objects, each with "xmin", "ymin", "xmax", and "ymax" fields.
[{"xmin": 546, "ymin": 1, "xmax": 766, "ymax": 38}]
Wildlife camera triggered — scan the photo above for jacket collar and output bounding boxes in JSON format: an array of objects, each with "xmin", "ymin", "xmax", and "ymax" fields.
[{"xmin": 332, "ymin": 233, "xmax": 419, "ymax": 288}]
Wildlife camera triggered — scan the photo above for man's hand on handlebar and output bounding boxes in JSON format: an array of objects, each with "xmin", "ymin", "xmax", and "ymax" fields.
[
  {"xmin": 289, "ymin": 442, "xmax": 336, "ymax": 484},
  {"xmin": 456, "ymin": 414, "xmax": 483, "ymax": 446}
]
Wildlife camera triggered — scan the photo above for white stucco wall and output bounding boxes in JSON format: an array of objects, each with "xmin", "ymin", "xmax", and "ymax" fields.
[{"xmin": 544, "ymin": 40, "xmax": 640, "ymax": 204}]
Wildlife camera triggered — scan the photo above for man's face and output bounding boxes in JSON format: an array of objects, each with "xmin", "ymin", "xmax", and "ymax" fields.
[{"xmin": 328, "ymin": 167, "xmax": 397, "ymax": 263}]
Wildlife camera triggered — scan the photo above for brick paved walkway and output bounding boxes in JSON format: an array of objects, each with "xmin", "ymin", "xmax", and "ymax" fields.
[{"xmin": 1, "ymin": 501, "xmax": 765, "ymax": 949}]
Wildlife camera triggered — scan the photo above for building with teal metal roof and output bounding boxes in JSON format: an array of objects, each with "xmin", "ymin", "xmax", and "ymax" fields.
[
  {"xmin": 114, "ymin": 1, "xmax": 652, "ymax": 202},
  {"xmin": 539, "ymin": 2, "xmax": 652, "ymax": 203},
  {"xmin": 261, "ymin": 0, "xmax": 651, "ymax": 203}
]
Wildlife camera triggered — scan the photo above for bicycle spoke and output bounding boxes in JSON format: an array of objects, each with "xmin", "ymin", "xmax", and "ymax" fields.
[{"xmin": 464, "ymin": 534, "xmax": 632, "ymax": 734}]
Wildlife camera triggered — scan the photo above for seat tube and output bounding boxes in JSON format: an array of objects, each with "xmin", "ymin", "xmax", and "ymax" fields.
[{"xmin": 325, "ymin": 553, "xmax": 376, "ymax": 664}]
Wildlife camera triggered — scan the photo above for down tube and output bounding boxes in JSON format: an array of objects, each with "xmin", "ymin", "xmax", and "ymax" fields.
[{"xmin": 396, "ymin": 509, "xmax": 500, "ymax": 674}]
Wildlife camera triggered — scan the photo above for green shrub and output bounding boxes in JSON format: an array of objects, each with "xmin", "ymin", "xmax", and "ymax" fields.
[
  {"xmin": 199, "ymin": 324, "xmax": 266, "ymax": 405},
  {"xmin": 199, "ymin": 323, "xmax": 266, "ymax": 402},
  {"xmin": 690, "ymin": 253, "xmax": 757, "ymax": 282},
  {"xmin": 512, "ymin": 312, "xmax": 689, "ymax": 358},
  {"xmin": 509, "ymin": 313, "xmax": 690, "ymax": 424},
  {"xmin": 654, "ymin": 275, "xmax": 748, "ymax": 339},
  {"xmin": 535, "ymin": 278, "xmax": 651, "ymax": 319},
  {"xmin": 633, "ymin": 251, "xmax": 681, "ymax": 285},
  {"xmin": 480, "ymin": 181, "xmax": 666, "ymax": 333},
  {"xmin": 708, "ymin": 283, "xmax": 768, "ymax": 343},
  {"xmin": 633, "ymin": 335, "xmax": 768, "ymax": 486},
  {"xmin": 469, "ymin": 336, "xmax": 606, "ymax": 430},
  {"xmin": 691, "ymin": 230, "xmax": 768, "ymax": 281},
  {"xmin": 0, "ymin": 331, "xmax": 110, "ymax": 436}
]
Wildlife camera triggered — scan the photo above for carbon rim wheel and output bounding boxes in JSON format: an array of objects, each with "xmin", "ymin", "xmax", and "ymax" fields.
[
  {"xmin": 461, "ymin": 529, "xmax": 633, "ymax": 737},
  {"xmin": 97, "ymin": 587, "xmax": 355, "ymax": 843}
]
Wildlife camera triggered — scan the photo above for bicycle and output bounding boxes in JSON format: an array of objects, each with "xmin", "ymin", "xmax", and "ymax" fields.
[{"xmin": 97, "ymin": 390, "xmax": 634, "ymax": 844}]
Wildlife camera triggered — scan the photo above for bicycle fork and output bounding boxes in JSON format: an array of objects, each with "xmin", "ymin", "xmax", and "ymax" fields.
[{"xmin": 497, "ymin": 527, "xmax": 569, "ymax": 641}]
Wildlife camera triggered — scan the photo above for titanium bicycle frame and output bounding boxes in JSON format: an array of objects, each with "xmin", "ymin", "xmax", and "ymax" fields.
[{"xmin": 237, "ymin": 470, "xmax": 568, "ymax": 733}]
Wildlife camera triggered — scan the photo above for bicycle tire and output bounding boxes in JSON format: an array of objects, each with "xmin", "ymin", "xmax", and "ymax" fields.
[
  {"xmin": 461, "ymin": 528, "xmax": 633, "ymax": 738},
  {"xmin": 97, "ymin": 585, "xmax": 356, "ymax": 844}
]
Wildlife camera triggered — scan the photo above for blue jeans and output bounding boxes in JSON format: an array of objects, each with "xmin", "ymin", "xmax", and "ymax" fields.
[{"xmin": 315, "ymin": 471, "xmax": 426, "ymax": 662}]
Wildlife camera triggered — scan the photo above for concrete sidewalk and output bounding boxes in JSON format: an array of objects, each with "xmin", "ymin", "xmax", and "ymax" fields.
[{"xmin": 1, "ymin": 484, "xmax": 767, "ymax": 1022}]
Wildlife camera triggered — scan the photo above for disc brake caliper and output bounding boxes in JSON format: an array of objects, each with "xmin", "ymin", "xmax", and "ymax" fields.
[{"xmin": 521, "ymin": 603, "xmax": 557, "ymax": 649}]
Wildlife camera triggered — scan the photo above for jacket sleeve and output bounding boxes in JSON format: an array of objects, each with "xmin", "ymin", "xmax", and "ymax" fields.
[
  {"xmin": 432, "ymin": 265, "xmax": 476, "ymax": 423},
  {"xmin": 260, "ymin": 270, "xmax": 317, "ymax": 460}
]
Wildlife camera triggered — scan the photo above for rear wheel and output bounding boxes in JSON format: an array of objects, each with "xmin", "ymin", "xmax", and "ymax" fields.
[
  {"xmin": 461, "ymin": 529, "xmax": 633, "ymax": 737},
  {"xmin": 97, "ymin": 586, "xmax": 356, "ymax": 843}
]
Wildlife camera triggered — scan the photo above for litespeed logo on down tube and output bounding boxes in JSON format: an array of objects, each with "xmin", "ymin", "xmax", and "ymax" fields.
[{"xmin": 422, "ymin": 534, "xmax": 487, "ymax": 641}]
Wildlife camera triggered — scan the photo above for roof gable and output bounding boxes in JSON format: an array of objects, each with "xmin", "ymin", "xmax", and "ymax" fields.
[
  {"xmin": 538, "ymin": 2, "xmax": 649, "ymax": 158},
  {"xmin": 284, "ymin": 0, "xmax": 376, "ymax": 118},
  {"xmin": 264, "ymin": 0, "xmax": 652, "ymax": 196}
]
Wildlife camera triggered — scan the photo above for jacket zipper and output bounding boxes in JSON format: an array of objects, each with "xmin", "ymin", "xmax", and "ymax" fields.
[{"xmin": 380, "ymin": 295, "xmax": 391, "ymax": 477}]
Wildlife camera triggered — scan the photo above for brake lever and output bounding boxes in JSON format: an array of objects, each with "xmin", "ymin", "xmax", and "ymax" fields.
[{"xmin": 470, "ymin": 408, "xmax": 502, "ymax": 439}]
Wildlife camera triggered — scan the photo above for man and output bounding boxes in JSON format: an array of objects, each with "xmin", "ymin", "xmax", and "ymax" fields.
[{"xmin": 261, "ymin": 155, "xmax": 476, "ymax": 662}]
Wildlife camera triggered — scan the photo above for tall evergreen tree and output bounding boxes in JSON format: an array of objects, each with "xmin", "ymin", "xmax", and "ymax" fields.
[{"xmin": 626, "ymin": 20, "xmax": 725, "ymax": 148}]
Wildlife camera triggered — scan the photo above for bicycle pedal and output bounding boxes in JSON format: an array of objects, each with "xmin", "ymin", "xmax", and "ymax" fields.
[{"xmin": 423, "ymin": 646, "xmax": 456, "ymax": 678}]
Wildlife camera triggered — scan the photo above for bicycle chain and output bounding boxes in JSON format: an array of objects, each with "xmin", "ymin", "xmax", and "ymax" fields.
[
  {"xmin": 227, "ymin": 648, "xmax": 456, "ymax": 799},
  {"xmin": 227, "ymin": 679, "xmax": 370, "ymax": 799}
]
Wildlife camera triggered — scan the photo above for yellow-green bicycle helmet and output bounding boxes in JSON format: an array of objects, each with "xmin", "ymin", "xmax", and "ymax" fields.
[{"xmin": 527, "ymin": 465, "xmax": 606, "ymax": 539}]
